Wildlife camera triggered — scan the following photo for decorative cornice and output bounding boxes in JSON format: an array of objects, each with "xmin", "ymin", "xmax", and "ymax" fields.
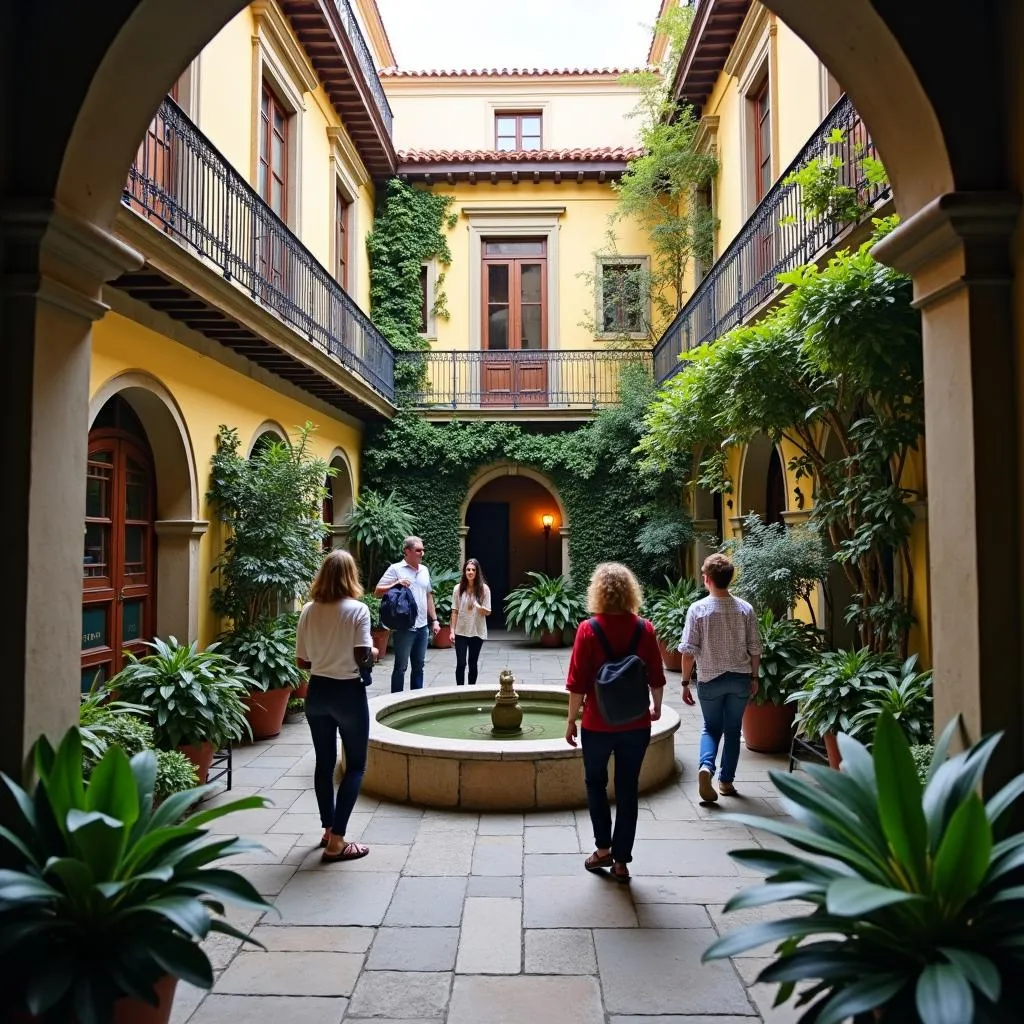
[
  {"xmin": 723, "ymin": 2, "xmax": 771, "ymax": 78},
  {"xmin": 460, "ymin": 204, "xmax": 566, "ymax": 219},
  {"xmin": 327, "ymin": 126, "xmax": 371, "ymax": 187},
  {"xmin": 252, "ymin": 0, "xmax": 320, "ymax": 96},
  {"xmin": 154, "ymin": 519, "xmax": 210, "ymax": 538},
  {"xmin": 694, "ymin": 115, "xmax": 721, "ymax": 157}
]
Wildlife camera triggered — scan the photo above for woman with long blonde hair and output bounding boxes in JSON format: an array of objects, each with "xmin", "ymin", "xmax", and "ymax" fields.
[{"xmin": 295, "ymin": 548, "xmax": 375, "ymax": 863}]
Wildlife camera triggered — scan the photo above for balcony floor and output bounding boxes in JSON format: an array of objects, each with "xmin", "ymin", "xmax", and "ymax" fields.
[{"xmin": 174, "ymin": 633, "xmax": 803, "ymax": 1024}]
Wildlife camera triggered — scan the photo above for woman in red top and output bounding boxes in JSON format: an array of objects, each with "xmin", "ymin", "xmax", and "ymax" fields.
[{"xmin": 565, "ymin": 562, "xmax": 666, "ymax": 883}]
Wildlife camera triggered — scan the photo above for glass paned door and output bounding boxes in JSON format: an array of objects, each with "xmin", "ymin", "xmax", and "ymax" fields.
[
  {"xmin": 82, "ymin": 435, "xmax": 155, "ymax": 691},
  {"xmin": 481, "ymin": 240, "xmax": 548, "ymax": 406}
]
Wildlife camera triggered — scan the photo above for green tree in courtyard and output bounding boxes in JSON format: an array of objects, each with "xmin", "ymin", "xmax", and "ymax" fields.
[{"xmin": 638, "ymin": 231, "xmax": 923, "ymax": 656}]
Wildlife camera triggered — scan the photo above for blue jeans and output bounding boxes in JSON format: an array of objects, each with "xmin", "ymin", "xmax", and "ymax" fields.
[
  {"xmin": 391, "ymin": 625, "xmax": 428, "ymax": 693},
  {"xmin": 580, "ymin": 726, "xmax": 651, "ymax": 864},
  {"xmin": 305, "ymin": 675, "xmax": 369, "ymax": 835},
  {"xmin": 697, "ymin": 672, "xmax": 751, "ymax": 784}
]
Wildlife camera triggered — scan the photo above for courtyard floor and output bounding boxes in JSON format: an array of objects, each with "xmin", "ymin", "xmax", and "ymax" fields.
[{"xmin": 173, "ymin": 632, "xmax": 803, "ymax": 1024}]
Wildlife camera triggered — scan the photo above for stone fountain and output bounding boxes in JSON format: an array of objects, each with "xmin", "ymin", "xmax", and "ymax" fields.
[{"xmin": 490, "ymin": 668, "xmax": 523, "ymax": 735}]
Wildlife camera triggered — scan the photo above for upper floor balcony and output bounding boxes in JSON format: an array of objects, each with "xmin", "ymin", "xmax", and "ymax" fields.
[
  {"xmin": 117, "ymin": 96, "xmax": 396, "ymax": 418},
  {"xmin": 279, "ymin": 0, "xmax": 395, "ymax": 175},
  {"xmin": 652, "ymin": 94, "xmax": 892, "ymax": 382},
  {"xmin": 398, "ymin": 349, "xmax": 652, "ymax": 420}
]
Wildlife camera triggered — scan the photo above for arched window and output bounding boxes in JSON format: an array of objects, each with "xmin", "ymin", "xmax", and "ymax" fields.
[{"xmin": 82, "ymin": 396, "xmax": 157, "ymax": 692}]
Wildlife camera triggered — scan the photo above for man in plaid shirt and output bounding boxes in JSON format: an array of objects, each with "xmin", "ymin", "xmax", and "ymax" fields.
[{"xmin": 679, "ymin": 553, "xmax": 761, "ymax": 803}]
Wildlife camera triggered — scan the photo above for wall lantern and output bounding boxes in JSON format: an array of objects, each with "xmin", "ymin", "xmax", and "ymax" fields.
[{"xmin": 542, "ymin": 514, "xmax": 554, "ymax": 573}]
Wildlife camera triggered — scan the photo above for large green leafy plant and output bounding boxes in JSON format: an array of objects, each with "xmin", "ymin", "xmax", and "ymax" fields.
[
  {"xmin": 704, "ymin": 713, "xmax": 1024, "ymax": 1023},
  {"xmin": 786, "ymin": 647, "xmax": 897, "ymax": 741},
  {"xmin": 0, "ymin": 729, "xmax": 272, "ymax": 1023},
  {"xmin": 753, "ymin": 610, "xmax": 823, "ymax": 707},
  {"xmin": 207, "ymin": 423, "xmax": 330, "ymax": 630},
  {"xmin": 430, "ymin": 568, "xmax": 461, "ymax": 624},
  {"xmin": 345, "ymin": 488, "xmax": 417, "ymax": 585},
  {"xmin": 849, "ymin": 654, "xmax": 933, "ymax": 745},
  {"xmin": 504, "ymin": 572, "xmax": 587, "ymax": 638},
  {"xmin": 646, "ymin": 576, "xmax": 706, "ymax": 649},
  {"xmin": 111, "ymin": 637, "xmax": 253, "ymax": 749},
  {"xmin": 639, "ymin": 235, "xmax": 923, "ymax": 656},
  {"xmin": 219, "ymin": 612, "xmax": 303, "ymax": 692}
]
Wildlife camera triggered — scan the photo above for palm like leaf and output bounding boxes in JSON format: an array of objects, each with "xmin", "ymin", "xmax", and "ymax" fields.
[
  {"xmin": 0, "ymin": 728, "xmax": 272, "ymax": 1021},
  {"xmin": 704, "ymin": 713, "xmax": 1024, "ymax": 1024}
]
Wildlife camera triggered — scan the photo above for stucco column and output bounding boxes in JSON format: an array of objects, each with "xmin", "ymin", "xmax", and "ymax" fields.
[
  {"xmin": 874, "ymin": 192, "xmax": 1022, "ymax": 789},
  {"xmin": 559, "ymin": 526, "xmax": 570, "ymax": 581},
  {"xmin": 153, "ymin": 519, "xmax": 209, "ymax": 643},
  {"xmin": 690, "ymin": 517, "xmax": 719, "ymax": 576},
  {"xmin": 0, "ymin": 203, "xmax": 141, "ymax": 779},
  {"xmin": 458, "ymin": 525, "xmax": 470, "ymax": 566}
]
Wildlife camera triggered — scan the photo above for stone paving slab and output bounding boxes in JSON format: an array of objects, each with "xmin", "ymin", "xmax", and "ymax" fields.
[
  {"xmin": 448, "ymin": 975, "xmax": 603, "ymax": 1024},
  {"xmin": 214, "ymin": 951, "xmax": 362, "ymax": 996},
  {"xmin": 524, "ymin": 875, "xmax": 638, "ymax": 928},
  {"xmin": 456, "ymin": 897, "xmax": 521, "ymax": 974},
  {"xmin": 594, "ymin": 928, "xmax": 755, "ymax": 1015},
  {"xmin": 524, "ymin": 928, "xmax": 597, "ymax": 974},
  {"xmin": 366, "ymin": 926, "xmax": 460, "ymax": 971},
  {"xmin": 472, "ymin": 834, "xmax": 524, "ymax": 875},
  {"xmin": 347, "ymin": 971, "xmax": 452, "ymax": 1019},
  {"xmin": 249, "ymin": 925, "xmax": 373, "ymax": 952},
  {"xmin": 273, "ymin": 870, "xmax": 399, "ymax": 926},
  {"xmin": 383, "ymin": 876, "xmax": 467, "ymax": 926},
  {"xmin": 187, "ymin": 995, "xmax": 348, "ymax": 1023}
]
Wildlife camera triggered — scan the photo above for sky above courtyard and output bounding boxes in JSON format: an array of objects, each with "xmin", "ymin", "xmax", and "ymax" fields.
[{"xmin": 377, "ymin": 0, "xmax": 663, "ymax": 69}]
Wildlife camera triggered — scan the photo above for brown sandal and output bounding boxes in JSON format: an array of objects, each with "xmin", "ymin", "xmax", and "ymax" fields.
[
  {"xmin": 611, "ymin": 863, "xmax": 631, "ymax": 884},
  {"xmin": 585, "ymin": 851, "xmax": 613, "ymax": 872},
  {"xmin": 321, "ymin": 841, "xmax": 369, "ymax": 863}
]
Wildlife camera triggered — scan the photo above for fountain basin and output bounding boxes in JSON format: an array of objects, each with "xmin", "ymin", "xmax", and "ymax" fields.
[{"xmin": 363, "ymin": 685, "xmax": 681, "ymax": 811}]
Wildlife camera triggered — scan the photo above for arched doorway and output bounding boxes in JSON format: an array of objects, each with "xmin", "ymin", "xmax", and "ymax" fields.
[
  {"xmin": 323, "ymin": 451, "xmax": 355, "ymax": 551},
  {"xmin": 462, "ymin": 465, "xmax": 567, "ymax": 628},
  {"xmin": 82, "ymin": 396, "xmax": 157, "ymax": 691},
  {"xmin": 738, "ymin": 435, "xmax": 787, "ymax": 527}
]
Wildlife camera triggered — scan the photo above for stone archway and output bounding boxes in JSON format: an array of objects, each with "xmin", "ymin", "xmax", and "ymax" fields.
[
  {"xmin": 89, "ymin": 371, "xmax": 204, "ymax": 644},
  {"xmin": 461, "ymin": 463, "xmax": 568, "ymax": 626},
  {"xmin": 247, "ymin": 420, "xmax": 289, "ymax": 457},
  {"xmin": 737, "ymin": 435, "xmax": 787, "ymax": 530},
  {"xmin": 324, "ymin": 449, "xmax": 356, "ymax": 550}
]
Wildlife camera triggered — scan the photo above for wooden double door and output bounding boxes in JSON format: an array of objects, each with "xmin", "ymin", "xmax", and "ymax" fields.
[
  {"xmin": 482, "ymin": 239, "xmax": 547, "ymax": 405},
  {"xmin": 82, "ymin": 402, "xmax": 156, "ymax": 693}
]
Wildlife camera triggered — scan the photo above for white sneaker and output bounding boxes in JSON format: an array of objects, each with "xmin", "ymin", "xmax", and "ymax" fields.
[{"xmin": 698, "ymin": 767, "xmax": 718, "ymax": 803}]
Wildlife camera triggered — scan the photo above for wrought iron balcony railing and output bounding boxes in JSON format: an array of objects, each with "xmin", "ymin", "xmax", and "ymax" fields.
[
  {"xmin": 334, "ymin": 0, "xmax": 393, "ymax": 136},
  {"xmin": 652, "ymin": 94, "xmax": 892, "ymax": 382},
  {"xmin": 123, "ymin": 97, "xmax": 395, "ymax": 403},
  {"xmin": 397, "ymin": 349, "xmax": 652, "ymax": 412}
]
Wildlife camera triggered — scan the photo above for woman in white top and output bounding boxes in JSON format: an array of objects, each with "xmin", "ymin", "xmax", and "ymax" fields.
[
  {"xmin": 449, "ymin": 558, "xmax": 491, "ymax": 685},
  {"xmin": 295, "ymin": 549, "xmax": 375, "ymax": 863}
]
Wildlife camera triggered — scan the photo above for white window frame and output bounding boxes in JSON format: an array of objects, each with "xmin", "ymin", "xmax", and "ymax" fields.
[
  {"xmin": 594, "ymin": 255, "xmax": 650, "ymax": 341},
  {"xmin": 419, "ymin": 260, "xmax": 438, "ymax": 340}
]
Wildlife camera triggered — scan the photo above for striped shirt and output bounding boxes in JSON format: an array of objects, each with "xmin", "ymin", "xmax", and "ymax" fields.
[{"xmin": 678, "ymin": 595, "xmax": 761, "ymax": 682}]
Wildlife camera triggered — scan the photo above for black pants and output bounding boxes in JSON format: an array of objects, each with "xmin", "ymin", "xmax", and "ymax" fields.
[
  {"xmin": 305, "ymin": 675, "xmax": 369, "ymax": 835},
  {"xmin": 580, "ymin": 725, "xmax": 651, "ymax": 863},
  {"xmin": 454, "ymin": 635, "xmax": 484, "ymax": 685}
]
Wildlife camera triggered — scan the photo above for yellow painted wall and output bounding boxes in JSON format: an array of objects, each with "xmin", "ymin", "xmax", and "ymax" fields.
[
  {"xmin": 773, "ymin": 22, "xmax": 827, "ymax": 173},
  {"xmin": 90, "ymin": 311, "xmax": 363, "ymax": 646},
  {"xmin": 384, "ymin": 80, "xmax": 644, "ymax": 153},
  {"xmin": 422, "ymin": 180, "xmax": 658, "ymax": 351},
  {"xmin": 194, "ymin": 5, "xmax": 375, "ymax": 311}
]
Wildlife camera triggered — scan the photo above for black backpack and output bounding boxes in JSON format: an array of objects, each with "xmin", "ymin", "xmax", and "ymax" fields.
[
  {"xmin": 588, "ymin": 617, "xmax": 650, "ymax": 726},
  {"xmin": 380, "ymin": 584, "xmax": 418, "ymax": 631}
]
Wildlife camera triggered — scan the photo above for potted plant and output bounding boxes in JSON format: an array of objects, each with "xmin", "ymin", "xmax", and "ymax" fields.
[
  {"xmin": 2, "ymin": 728, "xmax": 272, "ymax": 1023},
  {"xmin": 221, "ymin": 614, "xmax": 304, "ymax": 740},
  {"xmin": 785, "ymin": 647, "xmax": 898, "ymax": 767},
  {"xmin": 704, "ymin": 712, "xmax": 1024, "ymax": 1023},
  {"xmin": 361, "ymin": 593, "xmax": 388, "ymax": 661},
  {"xmin": 504, "ymin": 571, "xmax": 587, "ymax": 647},
  {"xmin": 154, "ymin": 748, "xmax": 201, "ymax": 802},
  {"xmin": 110, "ymin": 636, "xmax": 253, "ymax": 782},
  {"xmin": 743, "ymin": 610, "xmax": 823, "ymax": 753},
  {"xmin": 848, "ymin": 653, "xmax": 933, "ymax": 746},
  {"xmin": 430, "ymin": 568, "xmax": 461, "ymax": 649},
  {"xmin": 646, "ymin": 576, "xmax": 706, "ymax": 672},
  {"xmin": 345, "ymin": 488, "xmax": 417, "ymax": 588},
  {"xmin": 285, "ymin": 696, "xmax": 306, "ymax": 725}
]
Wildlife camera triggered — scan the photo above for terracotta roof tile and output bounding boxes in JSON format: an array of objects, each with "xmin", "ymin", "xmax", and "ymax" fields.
[
  {"xmin": 380, "ymin": 66, "xmax": 649, "ymax": 78},
  {"xmin": 397, "ymin": 147, "xmax": 644, "ymax": 163}
]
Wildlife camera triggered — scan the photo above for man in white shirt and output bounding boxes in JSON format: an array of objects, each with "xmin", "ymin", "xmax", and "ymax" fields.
[
  {"xmin": 679, "ymin": 553, "xmax": 761, "ymax": 804},
  {"xmin": 375, "ymin": 535, "xmax": 441, "ymax": 693}
]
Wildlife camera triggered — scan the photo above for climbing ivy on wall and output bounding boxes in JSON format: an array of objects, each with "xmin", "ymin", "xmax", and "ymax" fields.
[
  {"xmin": 366, "ymin": 178, "xmax": 456, "ymax": 353},
  {"xmin": 361, "ymin": 365, "xmax": 690, "ymax": 590}
]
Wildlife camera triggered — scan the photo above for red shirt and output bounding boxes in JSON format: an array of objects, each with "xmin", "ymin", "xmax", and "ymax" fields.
[{"xmin": 566, "ymin": 614, "xmax": 666, "ymax": 732}]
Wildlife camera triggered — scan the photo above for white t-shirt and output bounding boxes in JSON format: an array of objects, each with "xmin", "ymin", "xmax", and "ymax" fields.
[
  {"xmin": 295, "ymin": 598, "xmax": 372, "ymax": 680},
  {"xmin": 451, "ymin": 583, "xmax": 491, "ymax": 640},
  {"xmin": 377, "ymin": 560, "xmax": 433, "ymax": 629}
]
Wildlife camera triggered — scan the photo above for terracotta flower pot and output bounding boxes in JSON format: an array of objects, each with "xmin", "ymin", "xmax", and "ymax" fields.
[
  {"xmin": 16, "ymin": 974, "xmax": 178, "ymax": 1024},
  {"xmin": 658, "ymin": 639, "xmax": 683, "ymax": 673},
  {"xmin": 539, "ymin": 628, "xmax": 563, "ymax": 648},
  {"xmin": 176, "ymin": 740, "xmax": 215, "ymax": 784},
  {"xmin": 293, "ymin": 679, "xmax": 309, "ymax": 699},
  {"xmin": 433, "ymin": 624, "xmax": 452, "ymax": 649},
  {"xmin": 371, "ymin": 627, "xmax": 390, "ymax": 662},
  {"xmin": 742, "ymin": 701, "xmax": 796, "ymax": 754},
  {"xmin": 824, "ymin": 731, "xmax": 843, "ymax": 769},
  {"xmin": 244, "ymin": 688, "xmax": 290, "ymax": 740}
]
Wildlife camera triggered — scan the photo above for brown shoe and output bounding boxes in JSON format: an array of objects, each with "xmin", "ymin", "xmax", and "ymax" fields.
[{"xmin": 718, "ymin": 782, "xmax": 738, "ymax": 796}]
